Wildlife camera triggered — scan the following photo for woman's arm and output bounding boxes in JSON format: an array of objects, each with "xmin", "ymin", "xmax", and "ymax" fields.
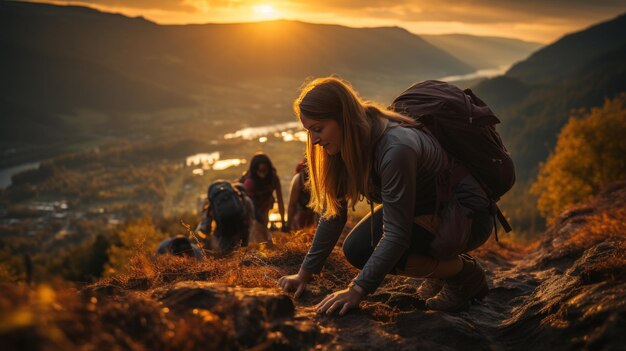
[
  {"xmin": 243, "ymin": 177, "xmax": 255, "ymax": 198},
  {"xmin": 354, "ymin": 143, "xmax": 419, "ymax": 294},
  {"xmin": 300, "ymin": 204, "xmax": 348, "ymax": 273},
  {"xmin": 286, "ymin": 173, "xmax": 301, "ymax": 229},
  {"xmin": 274, "ymin": 175, "xmax": 286, "ymax": 227},
  {"xmin": 278, "ymin": 204, "xmax": 346, "ymax": 297},
  {"xmin": 316, "ymin": 143, "xmax": 419, "ymax": 315}
]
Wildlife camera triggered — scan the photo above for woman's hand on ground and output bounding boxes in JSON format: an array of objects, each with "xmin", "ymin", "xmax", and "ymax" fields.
[
  {"xmin": 315, "ymin": 286, "xmax": 364, "ymax": 316},
  {"xmin": 278, "ymin": 273, "xmax": 309, "ymax": 298}
]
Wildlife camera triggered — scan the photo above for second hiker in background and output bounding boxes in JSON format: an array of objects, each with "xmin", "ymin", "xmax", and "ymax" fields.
[
  {"xmin": 198, "ymin": 180, "xmax": 251, "ymax": 252},
  {"xmin": 287, "ymin": 159, "xmax": 317, "ymax": 230},
  {"xmin": 241, "ymin": 153, "xmax": 288, "ymax": 232}
]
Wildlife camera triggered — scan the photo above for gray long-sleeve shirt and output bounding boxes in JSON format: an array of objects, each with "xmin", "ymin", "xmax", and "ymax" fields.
[{"xmin": 300, "ymin": 123, "xmax": 448, "ymax": 294}]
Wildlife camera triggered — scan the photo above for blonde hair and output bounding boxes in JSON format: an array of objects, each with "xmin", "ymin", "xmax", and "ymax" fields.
[{"xmin": 293, "ymin": 77, "xmax": 415, "ymax": 217}]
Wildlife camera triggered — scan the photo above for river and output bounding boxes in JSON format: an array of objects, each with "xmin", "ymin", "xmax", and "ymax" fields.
[
  {"xmin": 437, "ymin": 65, "xmax": 510, "ymax": 83},
  {"xmin": 0, "ymin": 162, "xmax": 40, "ymax": 189}
]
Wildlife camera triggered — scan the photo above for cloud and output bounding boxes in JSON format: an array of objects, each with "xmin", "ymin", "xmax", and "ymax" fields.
[
  {"xmin": 33, "ymin": 0, "xmax": 626, "ymax": 42},
  {"xmin": 293, "ymin": 0, "xmax": 626, "ymax": 24},
  {"xmin": 50, "ymin": 0, "xmax": 242, "ymax": 12},
  {"xmin": 64, "ymin": 0, "xmax": 193, "ymax": 12},
  {"xmin": 41, "ymin": 0, "xmax": 626, "ymax": 23}
]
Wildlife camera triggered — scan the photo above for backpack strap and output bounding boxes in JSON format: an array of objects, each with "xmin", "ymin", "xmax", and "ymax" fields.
[
  {"xmin": 232, "ymin": 183, "xmax": 248, "ymax": 214},
  {"xmin": 440, "ymin": 157, "xmax": 515, "ymax": 242},
  {"xmin": 369, "ymin": 199, "xmax": 375, "ymax": 247},
  {"xmin": 490, "ymin": 201, "xmax": 513, "ymax": 241}
]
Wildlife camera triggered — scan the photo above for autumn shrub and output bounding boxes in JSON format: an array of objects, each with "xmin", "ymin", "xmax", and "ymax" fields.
[
  {"xmin": 105, "ymin": 218, "xmax": 169, "ymax": 277},
  {"xmin": 531, "ymin": 93, "xmax": 626, "ymax": 222}
]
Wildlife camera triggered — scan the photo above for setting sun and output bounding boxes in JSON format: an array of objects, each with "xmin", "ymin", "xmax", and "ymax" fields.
[{"xmin": 252, "ymin": 4, "xmax": 276, "ymax": 17}]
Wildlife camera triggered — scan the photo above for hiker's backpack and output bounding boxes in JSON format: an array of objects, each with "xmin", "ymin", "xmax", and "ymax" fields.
[
  {"xmin": 207, "ymin": 180, "xmax": 245, "ymax": 227},
  {"xmin": 390, "ymin": 80, "xmax": 515, "ymax": 234}
]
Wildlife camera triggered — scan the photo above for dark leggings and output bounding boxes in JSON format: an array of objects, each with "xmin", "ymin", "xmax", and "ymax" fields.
[{"xmin": 342, "ymin": 206, "xmax": 493, "ymax": 272}]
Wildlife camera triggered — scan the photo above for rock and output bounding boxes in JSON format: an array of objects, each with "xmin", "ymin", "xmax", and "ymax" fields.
[
  {"xmin": 151, "ymin": 281, "xmax": 296, "ymax": 347},
  {"xmin": 153, "ymin": 281, "xmax": 294, "ymax": 318}
]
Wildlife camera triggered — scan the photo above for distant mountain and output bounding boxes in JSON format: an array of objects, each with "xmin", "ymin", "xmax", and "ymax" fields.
[
  {"xmin": 0, "ymin": 2, "xmax": 474, "ymax": 137},
  {"xmin": 421, "ymin": 34, "xmax": 542, "ymax": 70},
  {"xmin": 0, "ymin": 1, "xmax": 475, "ymax": 161},
  {"xmin": 472, "ymin": 13, "xmax": 626, "ymax": 180},
  {"xmin": 507, "ymin": 13, "xmax": 626, "ymax": 85}
]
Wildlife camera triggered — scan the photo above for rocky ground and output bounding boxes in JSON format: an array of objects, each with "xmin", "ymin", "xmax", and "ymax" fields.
[{"xmin": 1, "ymin": 183, "xmax": 625, "ymax": 350}]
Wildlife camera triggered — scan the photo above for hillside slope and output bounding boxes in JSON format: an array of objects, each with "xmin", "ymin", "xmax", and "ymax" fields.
[
  {"xmin": 0, "ymin": 2, "xmax": 470, "ymax": 126},
  {"xmin": 507, "ymin": 13, "xmax": 626, "ymax": 85},
  {"xmin": 1, "ymin": 182, "xmax": 624, "ymax": 350},
  {"xmin": 421, "ymin": 34, "xmax": 542, "ymax": 70},
  {"xmin": 0, "ymin": 1, "xmax": 475, "ymax": 165}
]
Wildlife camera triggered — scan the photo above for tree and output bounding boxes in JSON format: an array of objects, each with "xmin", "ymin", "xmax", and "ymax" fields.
[{"xmin": 531, "ymin": 93, "xmax": 626, "ymax": 222}]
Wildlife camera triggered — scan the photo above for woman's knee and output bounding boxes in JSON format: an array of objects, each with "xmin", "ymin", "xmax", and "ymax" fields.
[
  {"xmin": 342, "ymin": 234, "xmax": 369, "ymax": 269},
  {"xmin": 342, "ymin": 206, "xmax": 382, "ymax": 269}
]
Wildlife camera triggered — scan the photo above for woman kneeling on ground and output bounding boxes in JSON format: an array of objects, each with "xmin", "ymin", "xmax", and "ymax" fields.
[{"xmin": 278, "ymin": 77, "xmax": 493, "ymax": 315}]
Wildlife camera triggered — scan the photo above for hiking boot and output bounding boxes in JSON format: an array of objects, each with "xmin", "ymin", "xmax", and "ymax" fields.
[
  {"xmin": 425, "ymin": 255, "xmax": 489, "ymax": 312},
  {"xmin": 416, "ymin": 279, "xmax": 444, "ymax": 300}
]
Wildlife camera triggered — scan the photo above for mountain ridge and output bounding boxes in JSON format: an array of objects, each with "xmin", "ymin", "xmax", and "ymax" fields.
[
  {"xmin": 506, "ymin": 12, "xmax": 626, "ymax": 84},
  {"xmin": 472, "ymin": 12, "xmax": 626, "ymax": 180},
  {"xmin": 1, "ymin": 0, "xmax": 481, "ymax": 160},
  {"xmin": 421, "ymin": 33, "xmax": 542, "ymax": 70}
]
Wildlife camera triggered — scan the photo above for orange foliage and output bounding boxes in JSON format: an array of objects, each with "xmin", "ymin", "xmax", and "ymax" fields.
[{"xmin": 531, "ymin": 93, "xmax": 626, "ymax": 222}]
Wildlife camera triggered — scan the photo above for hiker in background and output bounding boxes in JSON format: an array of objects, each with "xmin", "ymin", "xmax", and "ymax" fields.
[
  {"xmin": 197, "ymin": 180, "xmax": 253, "ymax": 252},
  {"xmin": 287, "ymin": 159, "xmax": 317, "ymax": 230},
  {"xmin": 241, "ymin": 153, "xmax": 287, "ymax": 231},
  {"xmin": 278, "ymin": 77, "xmax": 497, "ymax": 315},
  {"xmin": 156, "ymin": 235, "xmax": 204, "ymax": 260},
  {"xmin": 233, "ymin": 182, "xmax": 274, "ymax": 246}
]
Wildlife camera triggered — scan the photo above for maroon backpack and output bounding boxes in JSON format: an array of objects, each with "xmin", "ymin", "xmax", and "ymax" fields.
[{"xmin": 390, "ymin": 80, "xmax": 515, "ymax": 235}]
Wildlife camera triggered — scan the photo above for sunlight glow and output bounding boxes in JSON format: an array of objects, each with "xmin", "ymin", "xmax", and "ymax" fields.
[
  {"xmin": 268, "ymin": 212, "xmax": 281, "ymax": 222},
  {"xmin": 253, "ymin": 4, "xmax": 276, "ymax": 17},
  {"xmin": 212, "ymin": 159, "xmax": 246, "ymax": 171},
  {"xmin": 36, "ymin": 0, "xmax": 624, "ymax": 42}
]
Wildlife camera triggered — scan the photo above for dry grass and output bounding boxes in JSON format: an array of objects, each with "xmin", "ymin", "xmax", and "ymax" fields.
[
  {"xmin": 564, "ymin": 207, "xmax": 626, "ymax": 249},
  {"xmin": 565, "ymin": 207, "xmax": 626, "ymax": 283},
  {"xmin": 0, "ymin": 229, "xmax": 343, "ymax": 351},
  {"xmin": 0, "ymin": 280, "xmax": 236, "ymax": 351},
  {"xmin": 3, "ymin": 183, "xmax": 624, "ymax": 350}
]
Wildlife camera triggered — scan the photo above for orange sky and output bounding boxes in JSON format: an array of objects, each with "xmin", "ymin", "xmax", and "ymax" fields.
[{"xmin": 29, "ymin": 0, "xmax": 626, "ymax": 43}]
